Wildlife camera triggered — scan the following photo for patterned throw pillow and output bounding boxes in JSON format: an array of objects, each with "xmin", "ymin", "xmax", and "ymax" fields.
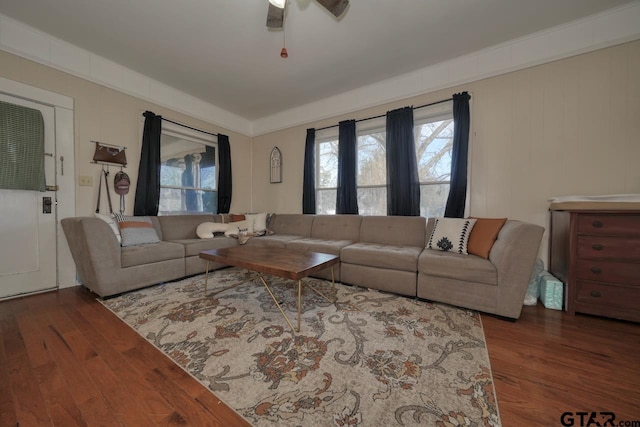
[
  {"xmin": 114, "ymin": 214, "xmax": 160, "ymax": 247},
  {"xmin": 427, "ymin": 218, "xmax": 477, "ymax": 255}
]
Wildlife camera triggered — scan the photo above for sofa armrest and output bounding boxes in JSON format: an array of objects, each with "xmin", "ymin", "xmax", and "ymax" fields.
[
  {"xmin": 489, "ymin": 220, "xmax": 544, "ymax": 318},
  {"xmin": 61, "ymin": 217, "xmax": 122, "ymax": 289}
]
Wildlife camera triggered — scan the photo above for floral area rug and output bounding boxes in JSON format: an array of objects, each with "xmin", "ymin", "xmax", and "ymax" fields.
[{"xmin": 101, "ymin": 268, "xmax": 501, "ymax": 427}]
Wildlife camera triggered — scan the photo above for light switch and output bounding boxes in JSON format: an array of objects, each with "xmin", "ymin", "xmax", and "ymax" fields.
[{"xmin": 79, "ymin": 176, "xmax": 93, "ymax": 186}]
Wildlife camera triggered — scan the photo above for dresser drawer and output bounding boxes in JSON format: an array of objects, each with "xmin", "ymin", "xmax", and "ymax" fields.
[
  {"xmin": 575, "ymin": 281, "xmax": 640, "ymax": 310},
  {"xmin": 577, "ymin": 236, "xmax": 640, "ymax": 260},
  {"xmin": 576, "ymin": 260, "xmax": 640, "ymax": 287},
  {"xmin": 577, "ymin": 214, "xmax": 640, "ymax": 236}
]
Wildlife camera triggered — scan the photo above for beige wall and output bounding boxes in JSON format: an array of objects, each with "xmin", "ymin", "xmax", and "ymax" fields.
[
  {"xmin": 0, "ymin": 50, "xmax": 253, "ymax": 216},
  {"xmin": 2, "ymin": 40, "xmax": 638, "ymax": 261},
  {"xmin": 252, "ymin": 40, "xmax": 640, "ymax": 259}
]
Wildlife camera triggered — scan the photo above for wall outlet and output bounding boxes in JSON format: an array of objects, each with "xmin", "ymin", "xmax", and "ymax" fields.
[{"xmin": 79, "ymin": 176, "xmax": 93, "ymax": 186}]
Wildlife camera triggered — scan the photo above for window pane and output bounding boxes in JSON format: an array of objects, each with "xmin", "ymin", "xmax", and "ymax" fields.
[
  {"xmin": 317, "ymin": 189, "xmax": 336, "ymax": 215},
  {"xmin": 358, "ymin": 186, "xmax": 387, "ymax": 216},
  {"xmin": 318, "ymin": 141, "xmax": 338, "ymax": 188},
  {"xmin": 201, "ymin": 165, "xmax": 216, "ymax": 190},
  {"xmin": 159, "ymin": 131, "xmax": 217, "ymax": 215},
  {"xmin": 415, "ymin": 119, "xmax": 453, "ymax": 183},
  {"xmin": 159, "ymin": 188, "xmax": 217, "ymax": 215},
  {"xmin": 357, "ymin": 132, "xmax": 386, "ymax": 186},
  {"xmin": 160, "ymin": 134, "xmax": 216, "ymax": 189},
  {"xmin": 420, "ymin": 183, "xmax": 449, "ymax": 217},
  {"xmin": 160, "ymin": 162, "xmax": 183, "ymax": 187}
]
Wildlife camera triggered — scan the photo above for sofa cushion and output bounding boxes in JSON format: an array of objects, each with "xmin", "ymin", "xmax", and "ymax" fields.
[
  {"xmin": 341, "ymin": 242, "xmax": 422, "ymax": 272},
  {"xmin": 418, "ymin": 248, "xmax": 497, "ymax": 286},
  {"xmin": 358, "ymin": 216, "xmax": 426, "ymax": 247},
  {"xmin": 427, "ymin": 217, "xmax": 476, "ymax": 255},
  {"xmin": 269, "ymin": 214, "xmax": 313, "ymax": 237},
  {"xmin": 171, "ymin": 237, "xmax": 238, "ymax": 257},
  {"xmin": 158, "ymin": 214, "xmax": 217, "ymax": 241},
  {"xmin": 121, "ymin": 241, "xmax": 185, "ymax": 268},
  {"xmin": 310, "ymin": 215, "xmax": 362, "ymax": 241},
  {"xmin": 94, "ymin": 212, "xmax": 122, "ymax": 244},
  {"xmin": 286, "ymin": 238, "xmax": 353, "ymax": 256}
]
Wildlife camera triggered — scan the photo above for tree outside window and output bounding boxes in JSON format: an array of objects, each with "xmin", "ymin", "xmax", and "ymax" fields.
[{"xmin": 315, "ymin": 115, "xmax": 453, "ymax": 216}]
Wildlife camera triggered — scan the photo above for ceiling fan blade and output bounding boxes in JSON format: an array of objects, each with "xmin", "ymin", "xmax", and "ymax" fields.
[
  {"xmin": 316, "ymin": 0, "xmax": 349, "ymax": 17},
  {"xmin": 266, "ymin": 3, "xmax": 284, "ymax": 28}
]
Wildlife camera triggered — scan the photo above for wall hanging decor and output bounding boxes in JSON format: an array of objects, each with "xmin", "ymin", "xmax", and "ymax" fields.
[
  {"xmin": 92, "ymin": 140, "xmax": 127, "ymax": 166},
  {"xmin": 270, "ymin": 146, "xmax": 282, "ymax": 183}
]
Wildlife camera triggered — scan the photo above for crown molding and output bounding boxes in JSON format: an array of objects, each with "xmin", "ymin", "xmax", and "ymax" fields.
[
  {"xmin": 0, "ymin": 13, "xmax": 253, "ymax": 136},
  {"xmin": 251, "ymin": 1, "xmax": 640, "ymax": 136}
]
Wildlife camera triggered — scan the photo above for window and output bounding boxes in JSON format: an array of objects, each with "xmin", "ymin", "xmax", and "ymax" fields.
[
  {"xmin": 414, "ymin": 117, "xmax": 453, "ymax": 217},
  {"xmin": 316, "ymin": 139, "xmax": 338, "ymax": 214},
  {"xmin": 356, "ymin": 127, "xmax": 386, "ymax": 215},
  {"xmin": 315, "ymin": 104, "xmax": 454, "ymax": 216},
  {"xmin": 159, "ymin": 126, "xmax": 217, "ymax": 215}
]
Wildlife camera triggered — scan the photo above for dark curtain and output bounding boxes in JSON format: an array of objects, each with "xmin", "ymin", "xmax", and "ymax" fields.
[
  {"xmin": 217, "ymin": 134, "xmax": 232, "ymax": 213},
  {"xmin": 134, "ymin": 111, "xmax": 162, "ymax": 216},
  {"xmin": 336, "ymin": 120, "xmax": 358, "ymax": 214},
  {"xmin": 302, "ymin": 128, "xmax": 316, "ymax": 214},
  {"xmin": 386, "ymin": 106, "xmax": 420, "ymax": 216},
  {"xmin": 201, "ymin": 145, "xmax": 217, "ymax": 213},
  {"xmin": 444, "ymin": 91, "xmax": 471, "ymax": 218}
]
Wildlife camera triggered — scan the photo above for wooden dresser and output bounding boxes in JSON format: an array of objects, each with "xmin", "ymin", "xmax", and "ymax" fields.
[{"xmin": 549, "ymin": 207, "xmax": 640, "ymax": 323}]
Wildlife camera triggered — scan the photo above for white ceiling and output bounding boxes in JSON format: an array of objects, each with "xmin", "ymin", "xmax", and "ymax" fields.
[{"xmin": 0, "ymin": 0, "xmax": 636, "ymax": 123}]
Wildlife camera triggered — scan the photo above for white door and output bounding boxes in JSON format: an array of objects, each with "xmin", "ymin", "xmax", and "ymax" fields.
[{"xmin": 0, "ymin": 93, "xmax": 57, "ymax": 299}]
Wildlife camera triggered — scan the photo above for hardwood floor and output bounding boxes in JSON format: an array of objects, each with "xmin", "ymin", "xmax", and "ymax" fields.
[{"xmin": 1, "ymin": 286, "xmax": 639, "ymax": 426}]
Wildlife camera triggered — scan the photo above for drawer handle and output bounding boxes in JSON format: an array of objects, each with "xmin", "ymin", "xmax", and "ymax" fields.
[
  {"xmin": 592, "ymin": 220, "xmax": 603, "ymax": 228},
  {"xmin": 592, "ymin": 244, "xmax": 604, "ymax": 251},
  {"xmin": 590, "ymin": 291, "xmax": 601, "ymax": 298},
  {"xmin": 590, "ymin": 267, "xmax": 602, "ymax": 274}
]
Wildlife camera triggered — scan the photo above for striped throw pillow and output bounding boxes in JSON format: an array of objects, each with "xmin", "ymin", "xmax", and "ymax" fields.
[{"xmin": 114, "ymin": 214, "xmax": 160, "ymax": 247}]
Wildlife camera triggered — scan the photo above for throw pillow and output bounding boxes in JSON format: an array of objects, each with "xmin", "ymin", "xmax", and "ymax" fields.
[
  {"xmin": 94, "ymin": 212, "xmax": 122, "ymax": 244},
  {"xmin": 427, "ymin": 217, "xmax": 477, "ymax": 255},
  {"xmin": 230, "ymin": 214, "xmax": 246, "ymax": 222},
  {"xmin": 196, "ymin": 222, "xmax": 234, "ymax": 239},
  {"xmin": 245, "ymin": 212, "xmax": 268, "ymax": 233},
  {"xmin": 467, "ymin": 217, "xmax": 508, "ymax": 259},
  {"xmin": 114, "ymin": 214, "xmax": 160, "ymax": 247}
]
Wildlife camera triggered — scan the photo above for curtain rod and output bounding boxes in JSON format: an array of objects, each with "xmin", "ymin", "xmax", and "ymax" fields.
[
  {"xmin": 160, "ymin": 116, "xmax": 220, "ymax": 138},
  {"xmin": 315, "ymin": 97, "xmax": 455, "ymax": 132}
]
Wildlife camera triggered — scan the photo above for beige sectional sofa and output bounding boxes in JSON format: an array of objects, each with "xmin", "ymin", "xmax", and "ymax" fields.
[{"xmin": 62, "ymin": 213, "xmax": 543, "ymax": 319}]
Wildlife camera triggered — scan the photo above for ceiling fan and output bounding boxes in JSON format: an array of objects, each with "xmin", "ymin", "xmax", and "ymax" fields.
[{"xmin": 266, "ymin": 0, "xmax": 350, "ymax": 28}]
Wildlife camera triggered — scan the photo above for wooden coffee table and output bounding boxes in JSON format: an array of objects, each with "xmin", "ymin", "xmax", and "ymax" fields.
[{"xmin": 199, "ymin": 246, "xmax": 340, "ymax": 332}]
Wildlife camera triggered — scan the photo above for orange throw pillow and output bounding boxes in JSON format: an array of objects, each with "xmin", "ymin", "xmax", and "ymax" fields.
[
  {"xmin": 230, "ymin": 214, "xmax": 246, "ymax": 222},
  {"xmin": 467, "ymin": 217, "xmax": 507, "ymax": 259}
]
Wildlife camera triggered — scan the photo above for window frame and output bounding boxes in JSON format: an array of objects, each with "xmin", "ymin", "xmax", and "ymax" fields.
[
  {"xmin": 314, "ymin": 101, "xmax": 456, "ymax": 216},
  {"xmin": 413, "ymin": 104, "xmax": 454, "ymax": 217},
  {"xmin": 315, "ymin": 132, "xmax": 339, "ymax": 215},
  {"xmin": 159, "ymin": 122, "xmax": 218, "ymax": 215}
]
